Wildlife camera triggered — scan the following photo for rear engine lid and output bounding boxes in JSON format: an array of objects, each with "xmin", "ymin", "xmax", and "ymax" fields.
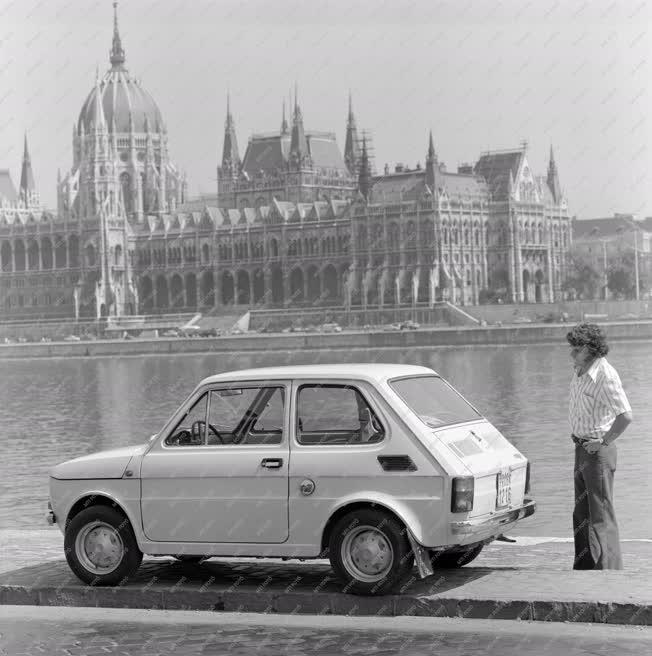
[{"xmin": 433, "ymin": 420, "xmax": 526, "ymax": 476}]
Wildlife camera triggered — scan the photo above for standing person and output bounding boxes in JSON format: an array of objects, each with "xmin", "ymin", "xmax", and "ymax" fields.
[{"xmin": 567, "ymin": 323, "xmax": 633, "ymax": 570}]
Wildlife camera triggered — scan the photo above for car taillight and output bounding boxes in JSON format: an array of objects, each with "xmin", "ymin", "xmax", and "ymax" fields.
[
  {"xmin": 525, "ymin": 461, "xmax": 531, "ymax": 495},
  {"xmin": 451, "ymin": 476, "xmax": 474, "ymax": 513}
]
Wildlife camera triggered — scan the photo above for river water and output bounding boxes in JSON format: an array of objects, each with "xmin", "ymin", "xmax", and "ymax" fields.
[{"xmin": 1, "ymin": 342, "xmax": 650, "ymax": 537}]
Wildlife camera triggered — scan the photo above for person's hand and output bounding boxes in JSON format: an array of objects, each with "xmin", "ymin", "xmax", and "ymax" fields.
[{"xmin": 583, "ymin": 440, "xmax": 603, "ymax": 454}]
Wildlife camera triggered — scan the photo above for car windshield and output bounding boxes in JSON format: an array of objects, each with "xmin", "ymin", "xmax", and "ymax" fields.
[{"xmin": 389, "ymin": 375, "xmax": 481, "ymax": 428}]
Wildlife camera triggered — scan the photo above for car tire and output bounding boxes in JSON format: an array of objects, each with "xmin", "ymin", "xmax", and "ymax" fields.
[
  {"xmin": 430, "ymin": 543, "xmax": 484, "ymax": 568},
  {"xmin": 64, "ymin": 506, "xmax": 143, "ymax": 586},
  {"xmin": 328, "ymin": 508, "xmax": 414, "ymax": 595}
]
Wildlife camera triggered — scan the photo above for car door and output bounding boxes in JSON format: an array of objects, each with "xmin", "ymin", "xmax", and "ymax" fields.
[
  {"xmin": 140, "ymin": 381, "xmax": 290, "ymax": 544},
  {"xmin": 288, "ymin": 381, "xmax": 391, "ymax": 547}
]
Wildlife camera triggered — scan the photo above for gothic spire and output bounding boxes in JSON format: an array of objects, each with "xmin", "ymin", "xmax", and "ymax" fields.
[
  {"xmin": 358, "ymin": 136, "xmax": 372, "ymax": 201},
  {"xmin": 110, "ymin": 1, "xmax": 126, "ymax": 69},
  {"xmin": 547, "ymin": 145, "xmax": 562, "ymax": 203},
  {"xmin": 221, "ymin": 93, "xmax": 240, "ymax": 175},
  {"xmin": 20, "ymin": 133, "xmax": 36, "ymax": 202},
  {"xmin": 91, "ymin": 72, "xmax": 107, "ymax": 132},
  {"xmin": 344, "ymin": 91, "xmax": 360, "ymax": 176},
  {"xmin": 280, "ymin": 99, "xmax": 289, "ymax": 135},
  {"xmin": 425, "ymin": 130, "xmax": 438, "ymax": 191},
  {"xmin": 290, "ymin": 85, "xmax": 309, "ymax": 168},
  {"xmin": 427, "ymin": 130, "xmax": 437, "ymax": 162}
]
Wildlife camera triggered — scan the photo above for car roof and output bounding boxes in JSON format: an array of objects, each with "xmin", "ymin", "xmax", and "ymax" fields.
[{"xmin": 199, "ymin": 363, "xmax": 436, "ymax": 386}]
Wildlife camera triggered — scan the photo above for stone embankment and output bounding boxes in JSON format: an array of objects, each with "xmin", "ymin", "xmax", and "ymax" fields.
[{"xmin": 1, "ymin": 320, "xmax": 652, "ymax": 359}]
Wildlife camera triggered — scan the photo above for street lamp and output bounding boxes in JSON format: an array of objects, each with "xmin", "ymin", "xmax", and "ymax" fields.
[
  {"xmin": 599, "ymin": 238, "xmax": 609, "ymax": 301},
  {"xmin": 624, "ymin": 218, "xmax": 641, "ymax": 301}
]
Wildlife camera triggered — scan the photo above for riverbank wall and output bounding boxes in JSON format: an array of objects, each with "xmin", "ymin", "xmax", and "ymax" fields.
[{"xmin": 1, "ymin": 320, "xmax": 651, "ymax": 359}]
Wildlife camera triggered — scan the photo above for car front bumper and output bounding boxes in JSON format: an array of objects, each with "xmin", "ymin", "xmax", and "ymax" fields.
[{"xmin": 450, "ymin": 498, "xmax": 536, "ymax": 538}]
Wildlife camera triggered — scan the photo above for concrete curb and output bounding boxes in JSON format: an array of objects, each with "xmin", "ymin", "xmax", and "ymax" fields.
[
  {"xmin": 1, "ymin": 558, "xmax": 651, "ymax": 626},
  {"xmin": 1, "ymin": 583, "xmax": 651, "ymax": 625}
]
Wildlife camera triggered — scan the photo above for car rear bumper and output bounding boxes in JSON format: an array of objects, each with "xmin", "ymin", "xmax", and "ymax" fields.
[{"xmin": 450, "ymin": 498, "xmax": 536, "ymax": 538}]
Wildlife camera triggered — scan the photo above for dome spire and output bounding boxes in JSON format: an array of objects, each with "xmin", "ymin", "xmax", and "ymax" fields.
[{"xmin": 110, "ymin": 1, "xmax": 126, "ymax": 69}]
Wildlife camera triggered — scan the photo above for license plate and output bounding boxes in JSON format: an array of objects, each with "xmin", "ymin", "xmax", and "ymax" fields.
[{"xmin": 496, "ymin": 469, "xmax": 512, "ymax": 509}]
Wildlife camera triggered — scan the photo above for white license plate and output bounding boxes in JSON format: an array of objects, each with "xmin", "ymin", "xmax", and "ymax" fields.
[{"xmin": 496, "ymin": 469, "xmax": 512, "ymax": 508}]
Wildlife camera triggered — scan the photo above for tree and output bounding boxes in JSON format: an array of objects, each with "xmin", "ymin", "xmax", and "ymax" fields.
[
  {"xmin": 607, "ymin": 251, "xmax": 646, "ymax": 299},
  {"xmin": 562, "ymin": 249, "xmax": 602, "ymax": 300}
]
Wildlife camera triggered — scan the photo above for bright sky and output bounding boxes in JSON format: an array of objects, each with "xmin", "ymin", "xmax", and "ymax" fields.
[{"xmin": 1, "ymin": 0, "xmax": 651, "ymax": 218}]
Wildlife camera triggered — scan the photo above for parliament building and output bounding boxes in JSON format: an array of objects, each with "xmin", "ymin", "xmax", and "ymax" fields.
[{"xmin": 0, "ymin": 4, "xmax": 572, "ymax": 321}]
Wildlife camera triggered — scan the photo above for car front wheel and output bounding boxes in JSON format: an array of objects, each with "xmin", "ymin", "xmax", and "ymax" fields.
[
  {"xmin": 328, "ymin": 508, "xmax": 414, "ymax": 595},
  {"xmin": 64, "ymin": 506, "xmax": 143, "ymax": 586}
]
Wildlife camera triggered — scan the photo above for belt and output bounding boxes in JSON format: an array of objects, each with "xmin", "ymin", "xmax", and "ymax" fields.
[{"xmin": 572, "ymin": 434, "xmax": 603, "ymax": 445}]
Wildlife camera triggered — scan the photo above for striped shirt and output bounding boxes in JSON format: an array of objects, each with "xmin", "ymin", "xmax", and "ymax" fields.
[{"xmin": 569, "ymin": 357, "xmax": 631, "ymax": 440}]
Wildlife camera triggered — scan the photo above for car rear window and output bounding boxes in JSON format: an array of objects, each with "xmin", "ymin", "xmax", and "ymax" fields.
[{"xmin": 389, "ymin": 375, "xmax": 481, "ymax": 428}]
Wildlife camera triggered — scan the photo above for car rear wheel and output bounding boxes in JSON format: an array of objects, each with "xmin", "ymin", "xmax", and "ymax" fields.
[
  {"xmin": 64, "ymin": 506, "xmax": 143, "ymax": 586},
  {"xmin": 430, "ymin": 543, "xmax": 484, "ymax": 568},
  {"xmin": 328, "ymin": 508, "xmax": 414, "ymax": 595}
]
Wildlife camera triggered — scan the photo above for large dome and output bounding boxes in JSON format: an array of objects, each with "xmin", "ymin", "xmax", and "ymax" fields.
[
  {"xmin": 77, "ymin": 1, "xmax": 164, "ymax": 135},
  {"xmin": 78, "ymin": 71, "xmax": 164, "ymax": 134}
]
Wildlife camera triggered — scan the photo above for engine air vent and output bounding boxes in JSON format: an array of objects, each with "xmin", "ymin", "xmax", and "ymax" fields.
[{"xmin": 377, "ymin": 455, "xmax": 417, "ymax": 472}]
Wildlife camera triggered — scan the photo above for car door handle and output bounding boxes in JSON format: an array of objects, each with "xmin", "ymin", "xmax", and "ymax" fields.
[{"xmin": 261, "ymin": 458, "xmax": 283, "ymax": 469}]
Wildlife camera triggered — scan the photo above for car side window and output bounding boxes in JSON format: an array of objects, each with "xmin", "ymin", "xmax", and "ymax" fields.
[
  {"xmin": 206, "ymin": 386, "xmax": 285, "ymax": 446},
  {"xmin": 164, "ymin": 393, "xmax": 208, "ymax": 446},
  {"xmin": 296, "ymin": 384, "xmax": 385, "ymax": 445}
]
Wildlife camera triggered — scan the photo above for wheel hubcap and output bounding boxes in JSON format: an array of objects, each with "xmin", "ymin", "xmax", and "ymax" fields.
[
  {"xmin": 341, "ymin": 525, "xmax": 394, "ymax": 582},
  {"xmin": 75, "ymin": 521, "xmax": 124, "ymax": 575}
]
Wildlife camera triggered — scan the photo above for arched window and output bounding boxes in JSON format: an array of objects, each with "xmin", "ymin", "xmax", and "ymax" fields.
[
  {"xmin": 86, "ymin": 244, "xmax": 96, "ymax": 267},
  {"xmin": 114, "ymin": 244, "xmax": 122, "ymax": 266}
]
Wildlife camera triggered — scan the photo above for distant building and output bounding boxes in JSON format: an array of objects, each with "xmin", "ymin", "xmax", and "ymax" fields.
[
  {"xmin": 572, "ymin": 214, "xmax": 652, "ymax": 297},
  {"xmin": 0, "ymin": 3, "xmax": 572, "ymax": 320}
]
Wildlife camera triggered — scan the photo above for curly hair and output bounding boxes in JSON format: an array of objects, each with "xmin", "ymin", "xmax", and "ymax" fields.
[{"xmin": 566, "ymin": 322, "xmax": 609, "ymax": 358}]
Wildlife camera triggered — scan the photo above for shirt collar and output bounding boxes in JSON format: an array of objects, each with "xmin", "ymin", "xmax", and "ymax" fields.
[{"xmin": 584, "ymin": 357, "xmax": 602, "ymax": 381}]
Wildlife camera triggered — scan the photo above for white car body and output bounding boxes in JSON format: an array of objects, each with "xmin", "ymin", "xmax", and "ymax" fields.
[{"xmin": 49, "ymin": 364, "xmax": 535, "ymax": 564}]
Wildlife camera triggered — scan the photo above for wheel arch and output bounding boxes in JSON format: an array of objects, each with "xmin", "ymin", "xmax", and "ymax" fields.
[
  {"xmin": 65, "ymin": 492, "xmax": 134, "ymax": 531},
  {"xmin": 320, "ymin": 496, "xmax": 421, "ymax": 553}
]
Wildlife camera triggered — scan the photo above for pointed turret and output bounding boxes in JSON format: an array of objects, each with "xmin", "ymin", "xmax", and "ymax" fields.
[
  {"xmin": 109, "ymin": 1, "xmax": 126, "ymax": 69},
  {"xmin": 221, "ymin": 93, "xmax": 240, "ymax": 176},
  {"xmin": 19, "ymin": 133, "xmax": 36, "ymax": 204},
  {"xmin": 344, "ymin": 92, "xmax": 360, "ymax": 176},
  {"xmin": 280, "ymin": 100, "xmax": 289, "ymax": 135},
  {"xmin": 547, "ymin": 145, "xmax": 562, "ymax": 203},
  {"xmin": 425, "ymin": 130, "xmax": 438, "ymax": 191},
  {"xmin": 290, "ymin": 86, "xmax": 309, "ymax": 169},
  {"xmin": 91, "ymin": 73, "xmax": 107, "ymax": 133},
  {"xmin": 358, "ymin": 136, "xmax": 372, "ymax": 201}
]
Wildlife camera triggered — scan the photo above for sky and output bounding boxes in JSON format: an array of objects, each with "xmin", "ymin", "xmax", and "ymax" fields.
[{"xmin": 1, "ymin": 0, "xmax": 651, "ymax": 218}]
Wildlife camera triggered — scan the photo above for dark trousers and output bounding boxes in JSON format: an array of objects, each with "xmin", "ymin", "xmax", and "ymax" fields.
[{"xmin": 573, "ymin": 442, "xmax": 623, "ymax": 570}]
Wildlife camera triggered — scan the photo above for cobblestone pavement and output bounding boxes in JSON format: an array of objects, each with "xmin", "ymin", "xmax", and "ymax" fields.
[
  {"xmin": 1, "ymin": 607, "xmax": 650, "ymax": 656},
  {"xmin": 3, "ymin": 529, "xmax": 652, "ymax": 575}
]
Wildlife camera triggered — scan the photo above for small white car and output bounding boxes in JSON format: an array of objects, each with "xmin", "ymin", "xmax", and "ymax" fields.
[{"xmin": 48, "ymin": 364, "xmax": 535, "ymax": 595}]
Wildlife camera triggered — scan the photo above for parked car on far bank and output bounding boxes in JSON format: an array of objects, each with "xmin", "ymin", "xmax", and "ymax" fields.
[{"xmin": 48, "ymin": 364, "xmax": 535, "ymax": 595}]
